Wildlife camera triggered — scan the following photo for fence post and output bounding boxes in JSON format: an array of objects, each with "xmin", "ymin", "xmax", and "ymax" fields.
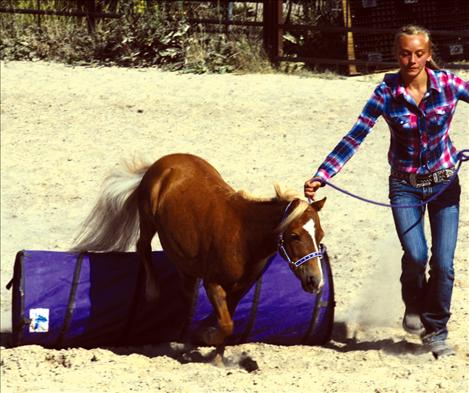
[
  {"xmin": 225, "ymin": 1, "xmax": 233, "ymax": 33},
  {"xmin": 342, "ymin": 0, "xmax": 358, "ymax": 75},
  {"xmin": 263, "ymin": 0, "xmax": 283, "ymax": 65},
  {"xmin": 86, "ymin": 0, "xmax": 96, "ymax": 33},
  {"xmin": 36, "ymin": 0, "xmax": 41, "ymax": 30}
]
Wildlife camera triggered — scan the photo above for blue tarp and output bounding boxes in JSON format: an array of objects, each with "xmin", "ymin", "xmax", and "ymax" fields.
[{"xmin": 9, "ymin": 247, "xmax": 334, "ymax": 348}]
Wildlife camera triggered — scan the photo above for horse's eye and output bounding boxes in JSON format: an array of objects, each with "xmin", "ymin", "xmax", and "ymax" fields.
[{"xmin": 286, "ymin": 232, "xmax": 300, "ymax": 241}]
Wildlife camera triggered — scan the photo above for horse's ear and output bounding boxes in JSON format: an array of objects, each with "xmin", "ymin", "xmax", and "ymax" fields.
[{"xmin": 311, "ymin": 197, "xmax": 326, "ymax": 211}]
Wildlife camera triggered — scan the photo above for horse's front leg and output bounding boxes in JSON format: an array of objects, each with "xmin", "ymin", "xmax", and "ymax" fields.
[
  {"xmin": 203, "ymin": 282, "xmax": 234, "ymax": 344},
  {"xmin": 203, "ymin": 281, "xmax": 233, "ymax": 366}
]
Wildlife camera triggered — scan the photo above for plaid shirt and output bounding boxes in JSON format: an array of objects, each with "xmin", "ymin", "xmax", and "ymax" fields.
[{"xmin": 314, "ymin": 68, "xmax": 469, "ymax": 180}]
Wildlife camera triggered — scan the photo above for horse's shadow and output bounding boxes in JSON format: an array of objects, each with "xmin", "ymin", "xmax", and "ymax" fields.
[
  {"xmin": 110, "ymin": 342, "xmax": 214, "ymax": 363},
  {"xmin": 1, "ymin": 331, "xmax": 259, "ymax": 371},
  {"xmin": 110, "ymin": 342, "xmax": 260, "ymax": 372},
  {"xmin": 108, "ymin": 321, "xmax": 425, "ymax": 368},
  {"xmin": 0, "ymin": 321, "xmax": 425, "ymax": 370}
]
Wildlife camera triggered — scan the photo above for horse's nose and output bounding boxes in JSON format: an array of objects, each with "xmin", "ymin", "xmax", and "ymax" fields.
[{"xmin": 305, "ymin": 275, "xmax": 324, "ymax": 293}]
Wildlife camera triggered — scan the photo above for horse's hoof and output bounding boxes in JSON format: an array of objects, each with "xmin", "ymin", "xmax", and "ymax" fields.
[
  {"xmin": 212, "ymin": 353, "xmax": 225, "ymax": 367},
  {"xmin": 202, "ymin": 327, "xmax": 224, "ymax": 346}
]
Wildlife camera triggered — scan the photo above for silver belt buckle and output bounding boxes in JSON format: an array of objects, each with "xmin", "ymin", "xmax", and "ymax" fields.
[{"xmin": 434, "ymin": 169, "xmax": 453, "ymax": 183}]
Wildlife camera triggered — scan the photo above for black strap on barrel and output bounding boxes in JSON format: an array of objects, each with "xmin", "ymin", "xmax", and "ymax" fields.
[
  {"xmin": 6, "ymin": 251, "xmax": 24, "ymax": 291},
  {"xmin": 301, "ymin": 288, "xmax": 325, "ymax": 344},
  {"xmin": 237, "ymin": 275, "xmax": 263, "ymax": 344},
  {"xmin": 55, "ymin": 253, "xmax": 84, "ymax": 347},
  {"xmin": 9, "ymin": 251, "xmax": 26, "ymax": 346},
  {"xmin": 301, "ymin": 245, "xmax": 331, "ymax": 344}
]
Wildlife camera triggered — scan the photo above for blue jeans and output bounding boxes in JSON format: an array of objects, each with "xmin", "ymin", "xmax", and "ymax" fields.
[{"xmin": 389, "ymin": 175, "xmax": 461, "ymax": 341}]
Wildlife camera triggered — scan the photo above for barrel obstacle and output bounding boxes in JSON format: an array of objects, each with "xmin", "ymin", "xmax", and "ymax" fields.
[{"xmin": 7, "ymin": 245, "xmax": 334, "ymax": 348}]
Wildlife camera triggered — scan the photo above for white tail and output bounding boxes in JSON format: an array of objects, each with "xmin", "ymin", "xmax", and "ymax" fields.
[{"xmin": 71, "ymin": 161, "xmax": 150, "ymax": 252}]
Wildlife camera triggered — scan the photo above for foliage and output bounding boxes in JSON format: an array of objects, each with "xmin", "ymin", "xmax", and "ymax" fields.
[
  {"xmin": 90, "ymin": 3, "xmax": 190, "ymax": 68},
  {"xmin": 0, "ymin": 0, "xmax": 273, "ymax": 73},
  {"xmin": 0, "ymin": 1, "xmax": 343, "ymax": 73},
  {"xmin": 183, "ymin": 31, "xmax": 271, "ymax": 74}
]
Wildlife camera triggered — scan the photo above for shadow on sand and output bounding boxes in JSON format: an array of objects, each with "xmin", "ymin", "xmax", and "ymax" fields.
[
  {"xmin": 0, "ymin": 321, "xmax": 426, "ymax": 371},
  {"xmin": 326, "ymin": 321, "xmax": 427, "ymax": 356},
  {"xmin": 0, "ymin": 330, "xmax": 259, "ymax": 372}
]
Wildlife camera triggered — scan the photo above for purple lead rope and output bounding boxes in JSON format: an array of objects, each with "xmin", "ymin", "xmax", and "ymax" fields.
[{"xmin": 312, "ymin": 149, "xmax": 469, "ymax": 209}]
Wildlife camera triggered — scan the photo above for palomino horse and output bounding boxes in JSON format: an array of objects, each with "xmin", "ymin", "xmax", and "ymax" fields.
[{"xmin": 72, "ymin": 153, "xmax": 326, "ymax": 361}]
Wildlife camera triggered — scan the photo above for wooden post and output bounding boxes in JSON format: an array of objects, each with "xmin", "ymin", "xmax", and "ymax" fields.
[
  {"xmin": 342, "ymin": 0, "xmax": 358, "ymax": 75},
  {"xmin": 36, "ymin": 0, "xmax": 41, "ymax": 30},
  {"xmin": 225, "ymin": 1, "xmax": 233, "ymax": 34},
  {"xmin": 86, "ymin": 0, "xmax": 96, "ymax": 33},
  {"xmin": 263, "ymin": 0, "xmax": 283, "ymax": 65}
]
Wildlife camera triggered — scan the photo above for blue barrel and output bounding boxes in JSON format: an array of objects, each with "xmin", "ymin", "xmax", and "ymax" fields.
[{"xmin": 7, "ymin": 246, "xmax": 334, "ymax": 348}]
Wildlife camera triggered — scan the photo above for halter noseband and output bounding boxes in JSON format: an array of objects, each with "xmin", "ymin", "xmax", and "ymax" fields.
[
  {"xmin": 278, "ymin": 201, "xmax": 323, "ymax": 268},
  {"xmin": 278, "ymin": 236, "xmax": 323, "ymax": 268}
]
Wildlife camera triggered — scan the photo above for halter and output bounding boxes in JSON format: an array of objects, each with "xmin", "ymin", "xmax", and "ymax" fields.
[{"xmin": 278, "ymin": 201, "xmax": 323, "ymax": 268}]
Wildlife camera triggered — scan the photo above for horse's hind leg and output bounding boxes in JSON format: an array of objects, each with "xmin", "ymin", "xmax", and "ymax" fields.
[{"xmin": 137, "ymin": 218, "xmax": 159, "ymax": 302}]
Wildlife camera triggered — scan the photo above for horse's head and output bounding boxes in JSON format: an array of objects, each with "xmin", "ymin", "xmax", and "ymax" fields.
[{"xmin": 278, "ymin": 198, "xmax": 326, "ymax": 294}]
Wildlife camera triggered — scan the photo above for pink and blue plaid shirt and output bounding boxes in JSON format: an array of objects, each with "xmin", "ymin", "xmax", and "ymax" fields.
[{"xmin": 314, "ymin": 68, "xmax": 469, "ymax": 181}]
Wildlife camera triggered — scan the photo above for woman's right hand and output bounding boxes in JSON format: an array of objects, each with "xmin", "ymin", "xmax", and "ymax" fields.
[{"xmin": 304, "ymin": 179, "xmax": 323, "ymax": 200}]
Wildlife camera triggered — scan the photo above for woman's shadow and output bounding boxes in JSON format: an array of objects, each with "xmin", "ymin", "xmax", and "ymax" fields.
[{"xmin": 325, "ymin": 321, "xmax": 427, "ymax": 355}]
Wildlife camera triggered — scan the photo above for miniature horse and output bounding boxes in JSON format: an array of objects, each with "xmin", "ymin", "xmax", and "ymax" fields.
[{"xmin": 72, "ymin": 153, "xmax": 326, "ymax": 362}]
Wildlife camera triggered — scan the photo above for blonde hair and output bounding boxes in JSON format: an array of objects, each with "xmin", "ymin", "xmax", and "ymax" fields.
[
  {"xmin": 393, "ymin": 24, "xmax": 440, "ymax": 70},
  {"xmin": 276, "ymin": 199, "xmax": 309, "ymax": 233}
]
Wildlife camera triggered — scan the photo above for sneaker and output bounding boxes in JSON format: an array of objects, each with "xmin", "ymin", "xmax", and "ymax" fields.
[{"xmin": 402, "ymin": 310, "xmax": 425, "ymax": 335}]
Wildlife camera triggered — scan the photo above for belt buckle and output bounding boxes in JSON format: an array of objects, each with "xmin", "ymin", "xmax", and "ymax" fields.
[
  {"xmin": 434, "ymin": 169, "xmax": 453, "ymax": 183},
  {"xmin": 445, "ymin": 169, "xmax": 454, "ymax": 179}
]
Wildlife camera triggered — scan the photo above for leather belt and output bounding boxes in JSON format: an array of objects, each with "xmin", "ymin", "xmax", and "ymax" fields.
[{"xmin": 390, "ymin": 167, "xmax": 456, "ymax": 188}]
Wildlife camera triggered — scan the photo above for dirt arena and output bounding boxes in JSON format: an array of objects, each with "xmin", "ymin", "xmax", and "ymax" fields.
[{"xmin": 1, "ymin": 61, "xmax": 468, "ymax": 392}]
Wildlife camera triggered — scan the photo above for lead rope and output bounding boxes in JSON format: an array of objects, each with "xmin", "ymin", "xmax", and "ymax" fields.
[{"xmin": 312, "ymin": 149, "xmax": 469, "ymax": 209}]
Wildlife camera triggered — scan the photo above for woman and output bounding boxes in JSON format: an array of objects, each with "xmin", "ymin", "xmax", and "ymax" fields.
[{"xmin": 304, "ymin": 25, "xmax": 468, "ymax": 358}]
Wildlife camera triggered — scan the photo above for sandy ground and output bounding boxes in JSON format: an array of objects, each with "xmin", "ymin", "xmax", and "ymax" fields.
[{"xmin": 1, "ymin": 60, "xmax": 468, "ymax": 392}]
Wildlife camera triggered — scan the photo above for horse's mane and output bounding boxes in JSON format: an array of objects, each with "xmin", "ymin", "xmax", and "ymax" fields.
[
  {"xmin": 234, "ymin": 183, "xmax": 309, "ymax": 233},
  {"xmin": 277, "ymin": 199, "xmax": 309, "ymax": 233},
  {"xmin": 273, "ymin": 183, "xmax": 310, "ymax": 233},
  {"xmin": 234, "ymin": 182, "xmax": 297, "ymax": 202}
]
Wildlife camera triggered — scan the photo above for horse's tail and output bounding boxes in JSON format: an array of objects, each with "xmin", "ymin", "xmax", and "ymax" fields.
[{"xmin": 70, "ymin": 160, "xmax": 151, "ymax": 253}]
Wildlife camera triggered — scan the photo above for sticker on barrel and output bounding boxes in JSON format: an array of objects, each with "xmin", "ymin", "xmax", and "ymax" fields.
[{"xmin": 29, "ymin": 308, "xmax": 49, "ymax": 333}]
